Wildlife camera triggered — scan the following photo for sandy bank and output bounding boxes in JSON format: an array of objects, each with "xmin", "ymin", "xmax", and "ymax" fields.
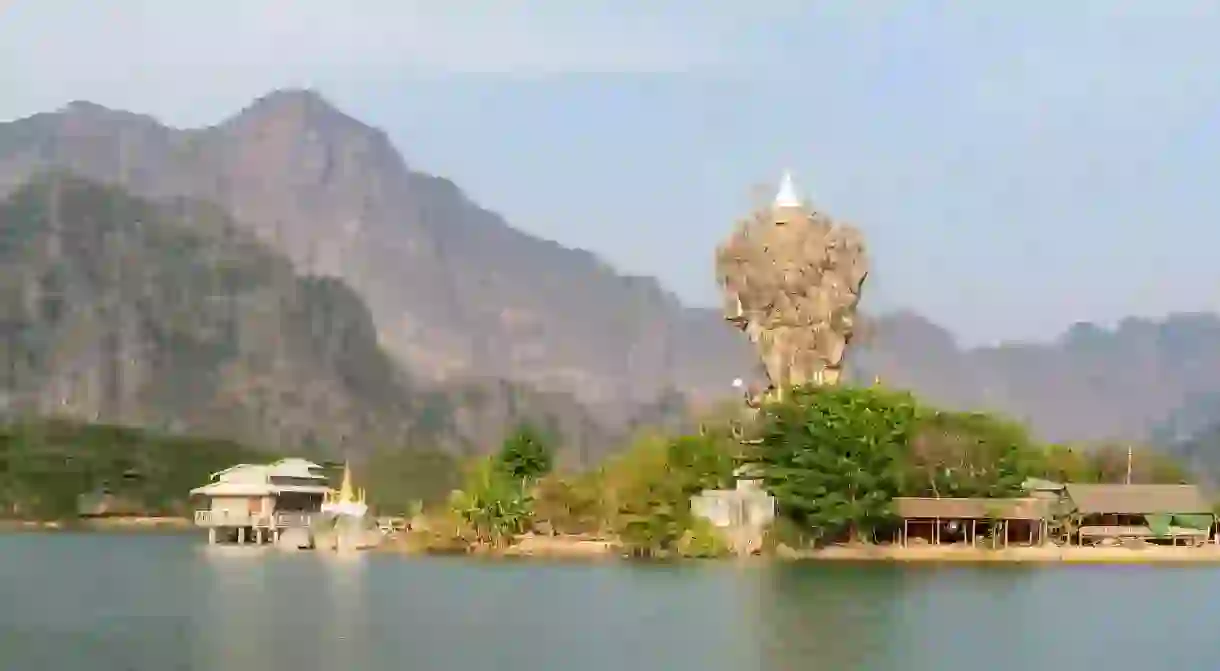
[
  {"xmin": 377, "ymin": 530, "xmax": 1220, "ymax": 564},
  {"xmin": 793, "ymin": 543, "xmax": 1220, "ymax": 564},
  {"xmin": 0, "ymin": 516, "xmax": 192, "ymax": 532},
  {"xmin": 378, "ymin": 532, "xmax": 620, "ymax": 559},
  {"xmin": 502, "ymin": 535, "xmax": 619, "ymax": 559}
]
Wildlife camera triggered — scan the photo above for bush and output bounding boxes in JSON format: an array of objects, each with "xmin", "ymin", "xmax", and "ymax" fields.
[
  {"xmin": 448, "ymin": 457, "xmax": 534, "ymax": 549},
  {"xmin": 530, "ymin": 472, "xmax": 604, "ymax": 536},
  {"xmin": 676, "ymin": 518, "xmax": 731, "ymax": 558},
  {"xmin": 761, "ymin": 516, "xmax": 815, "ymax": 553}
]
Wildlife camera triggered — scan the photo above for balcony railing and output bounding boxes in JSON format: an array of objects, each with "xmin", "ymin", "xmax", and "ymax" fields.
[
  {"xmin": 273, "ymin": 511, "xmax": 317, "ymax": 529},
  {"xmin": 193, "ymin": 510, "xmax": 319, "ymax": 529}
]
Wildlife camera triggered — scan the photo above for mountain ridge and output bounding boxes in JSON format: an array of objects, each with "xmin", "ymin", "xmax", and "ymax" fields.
[
  {"xmin": 4, "ymin": 90, "xmax": 1220, "ymax": 444},
  {"xmin": 0, "ymin": 89, "xmax": 757, "ymax": 418},
  {"xmin": 0, "ymin": 173, "xmax": 626, "ymax": 459}
]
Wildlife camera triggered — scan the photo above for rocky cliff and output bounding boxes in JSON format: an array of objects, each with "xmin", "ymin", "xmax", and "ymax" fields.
[
  {"xmin": 0, "ymin": 91, "xmax": 754, "ymax": 418},
  {"xmin": 3, "ymin": 91, "xmax": 1220, "ymax": 445},
  {"xmin": 0, "ymin": 174, "xmax": 617, "ymax": 457}
]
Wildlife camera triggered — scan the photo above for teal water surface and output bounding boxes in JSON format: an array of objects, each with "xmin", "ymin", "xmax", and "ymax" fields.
[{"xmin": 1, "ymin": 532, "xmax": 1217, "ymax": 670}]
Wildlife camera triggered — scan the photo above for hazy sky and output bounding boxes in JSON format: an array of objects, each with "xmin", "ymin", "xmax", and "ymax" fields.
[{"xmin": 3, "ymin": 1, "xmax": 1219, "ymax": 345}]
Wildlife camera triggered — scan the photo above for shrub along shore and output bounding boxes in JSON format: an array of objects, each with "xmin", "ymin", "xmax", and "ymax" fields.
[
  {"xmin": 383, "ymin": 384, "xmax": 1208, "ymax": 561},
  {"xmin": 3, "ymin": 384, "xmax": 1211, "ymax": 563}
]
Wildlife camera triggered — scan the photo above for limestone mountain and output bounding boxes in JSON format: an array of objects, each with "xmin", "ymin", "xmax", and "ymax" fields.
[
  {"xmin": 851, "ymin": 312, "xmax": 1220, "ymax": 443},
  {"xmin": 3, "ymin": 91, "xmax": 1220, "ymax": 445},
  {"xmin": 0, "ymin": 174, "xmax": 615, "ymax": 457},
  {"xmin": 0, "ymin": 91, "xmax": 755, "ymax": 419}
]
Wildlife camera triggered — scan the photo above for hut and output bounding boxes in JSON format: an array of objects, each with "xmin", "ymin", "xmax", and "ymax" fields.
[
  {"xmin": 190, "ymin": 458, "xmax": 334, "ymax": 545},
  {"xmin": 893, "ymin": 497, "xmax": 1052, "ymax": 548},
  {"xmin": 1062, "ymin": 483, "xmax": 1216, "ymax": 546}
]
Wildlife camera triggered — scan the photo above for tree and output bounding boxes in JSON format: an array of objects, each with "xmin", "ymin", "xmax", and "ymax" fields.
[
  {"xmin": 599, "ymin": 430, "xmax": 737, "ymax": 557},
  {"xmin": 753, "ymin": 385, "xmax": 919, "ymax": 544},
  {"xmin": 905, "ymin": 410, "xmax": 1034, "ymax": 498},
  {"xmin": 1074, "ymin": 443, "xmax": 1190, "ymax": 484},
  {"xmin": 666, "ymin": 434, "xmax": 735, "ymax": 494},
  {"xmin": 531, "ymin": 471, "xmax": 604, "ymax": 536},
  {"xmin": 495, "ymin": 422, "xmax": 554, "ymax": 482},
  {"xmin": 361, "ymin": 447, "xmax": 460, "ymax": 514},
  {"xmin": 448, "ymin": 457, "xmax": 533, "ymax": 549},
  {"xmin": 1034, "ymin": 443, "xmax": 1094, "ymax": 483}
]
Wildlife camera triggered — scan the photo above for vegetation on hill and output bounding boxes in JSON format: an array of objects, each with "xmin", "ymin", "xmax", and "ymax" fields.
[{"xmin": 0, "ymin": 419, "xmax": 268, "ymax": 520}]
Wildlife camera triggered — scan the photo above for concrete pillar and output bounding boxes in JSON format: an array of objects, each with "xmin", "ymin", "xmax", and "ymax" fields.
[
  {"xmin": 238, "ymin": 527, "xmax": 246, "ymax": 544},
  {"xmin": 208, "ymin": 527, "xmax": 217, "ymax": 545},
  {"xmin": 256, "ymin": 528, "xmax": 264, "ymax": 545}
]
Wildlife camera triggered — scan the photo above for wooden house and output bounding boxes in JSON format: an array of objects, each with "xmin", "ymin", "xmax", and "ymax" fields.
[{"xmin": 190, "ymin": 458, "xmax": 334, "ymax": 545}]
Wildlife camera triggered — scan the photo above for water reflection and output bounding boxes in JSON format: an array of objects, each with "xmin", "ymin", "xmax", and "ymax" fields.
[
  {"xmin": 315, "ymin": 552, "xmax": 370, "ymax": 669},
  {"xmin": 752, "ymin": 563, "xmax": 913, "ymax": 670},
  {"xmin": 194, "ymin": 548, "xmax": 275, "ymax": 671},
  {"xmin": 8, "ymin": 535, "xmax": 1220, "ymax": 671},
  {"xmin": 193, "ymin": 548, "xmax": 373, "ymax": 671}
]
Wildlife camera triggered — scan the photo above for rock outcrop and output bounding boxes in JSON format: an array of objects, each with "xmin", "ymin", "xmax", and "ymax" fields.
[{"xmin": 715, "ymin": 173, "xmax": 869, "ymax": 400}]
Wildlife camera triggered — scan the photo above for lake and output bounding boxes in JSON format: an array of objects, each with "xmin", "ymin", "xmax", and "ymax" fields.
[{"xmin": 0, "ymin": 532, "xmax": 1216, "ymax": 670}]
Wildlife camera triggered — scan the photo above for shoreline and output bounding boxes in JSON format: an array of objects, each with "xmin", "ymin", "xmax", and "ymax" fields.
[
  {"xmin": 0, "ymin": 516, "xmax": 193, "ymax": 532},
  {"xmin": 380, "ymin": 533, "xmax": 1220, "ymax": 565},
  {"xmin": 785, "ymin": 543, "xmax": 1220, "ymax": 564},
  {"xmin": 11, "ymin": 523, "xmax": 1220, "ymax": 565}
]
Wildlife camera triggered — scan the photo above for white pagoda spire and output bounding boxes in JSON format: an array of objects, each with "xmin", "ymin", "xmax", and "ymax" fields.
[{"xmin": 774, "ymin": 170, "xmax": 802, "ymax": 209}]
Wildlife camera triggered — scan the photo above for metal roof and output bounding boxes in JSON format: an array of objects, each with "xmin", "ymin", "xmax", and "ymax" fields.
[
  {"xmin": 1064, "ymin": 484, "xmax": 1212, "ymax": 515},
  {"xmin": 189, "ymin": 482, "xmax": 332, "ymax": 497},
  {"xmin": 893, "ymin": 497, "xmax": 1052, "ymax": 520}
]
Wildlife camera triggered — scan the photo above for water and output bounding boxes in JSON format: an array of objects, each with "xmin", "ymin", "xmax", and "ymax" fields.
[{"xmin": 2, "ymin": 533, "xmax": 1218, "ymax": 671}]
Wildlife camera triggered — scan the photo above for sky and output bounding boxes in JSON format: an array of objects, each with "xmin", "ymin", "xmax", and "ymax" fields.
[{"xmin": 2, "ymin": 1, "xmax": 1219, "ymax": 346}]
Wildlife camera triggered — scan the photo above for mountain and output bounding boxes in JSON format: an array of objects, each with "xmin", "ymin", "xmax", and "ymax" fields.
[
  {"xmin": 853, "ymin": 312, "xmax": 1220, "ymax": 442},
  {"xmin": 3, "ymin": 90, "xmax": 1220, "ymax": 445},
  {"xmin": 0, "ymin": 174, "xmax": 616, "ymax": 457},
  {"xmin": 0, "ymin": 92, "xmax": 755, "ymax": 420}
]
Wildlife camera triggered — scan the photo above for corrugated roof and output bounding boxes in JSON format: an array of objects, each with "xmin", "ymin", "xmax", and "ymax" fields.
[
  {"xmin": 190, "ymin": 482, "xmax": 276, "ymax": 497},
  {"xmin": 267, "ymin": 458, "xmax": 327, "ymax": 478},
  {"xmin": 1023, "ymin": 477, "xmax": 1065, "ymax": 492},
  {"xmin": 1064, "ymin": 484, "xmax": 1213, "ymax": 515},
  {"xmin": 189, "ymin": 482, "xmax": 332, "ymax": 497},
  {"xmin": 893, "ymin": 497, "xmax": 1051, "ymax": 520}
]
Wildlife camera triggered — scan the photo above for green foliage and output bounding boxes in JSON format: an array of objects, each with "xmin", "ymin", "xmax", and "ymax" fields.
[
  {"xmin": 448, "ymin": 457, "xmax": 534, "ymax": 549},
  {"xmin": 495, "ymin": 422, "xmax": 555, "ymax": 482},
  {"xmin": 602, "ymin": 430, "xmax": 738, "ymax": 557},
  {"xmin": 361, "ymin": 447, "xmax": 461, "ymax": 514},
  {"xmin": 753, "ymin": 385, "xmax": 919, "ymax": 543},
  {"xmin": 0, "ymin": 419, "xmax": 268, "ymax": 520},
  {"xmin": 676, "ymin": 517, "xmax": 730, "ymax": 558},
  {"xmin": 761, "ymin": 515, "xmax": 817, "ymax": 553},
  {"xmin": 666, "ymin": 434, "xmax": 735, "ymax": 493},
  {"xmin": 1027, "ymin": 442, "xmax": 1190, "ymax": 485},
  {"xmin": 1076, "ymin": 443, "xmax": 1190, "ymax": 484},
  {"xmin": 904, "ymin": 410, "xmax": 1035, "ymax": 498},
  {"xmin": 531, "ymin": 471, "xmax": 604, "ymax": 536},
  {"xmin": 1034, "ymin": 443, "xmax": 1095, "ymax": 483}
]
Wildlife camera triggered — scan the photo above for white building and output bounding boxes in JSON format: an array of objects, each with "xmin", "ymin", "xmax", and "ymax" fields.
[{"xmin": 690, "ymin": 466, "xmax": 777, "ymax": 555}]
